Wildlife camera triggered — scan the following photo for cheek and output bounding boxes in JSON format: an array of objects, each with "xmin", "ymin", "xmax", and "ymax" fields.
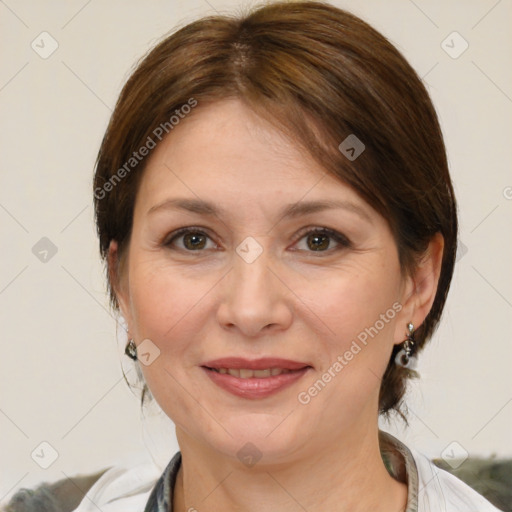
[
  {"xmin": 125, "ymin": 264, "xmax": 202, "ymax": 407},
  {"xmin": 297, "ymin": 263, "xmax": 402, "ymax": 415},
  {"xmin": 127, "ymin": 258, "xmax": 212, "ymax": 415},
  {"xmin": 128, "ymin": 255, "xmax": 212, "ymax": 340},
  {"xmin": 304, "ymin": 258, "xmax": 401, "ymax": 347},
  {"xmin": 296, "ymin": 265, "xmax": 402, "ymax": 419}
]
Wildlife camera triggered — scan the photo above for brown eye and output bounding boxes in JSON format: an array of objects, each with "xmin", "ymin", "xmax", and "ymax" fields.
[
  {"xmin": 306, "ymin": 232, "xmax": 330, "ymax": 251},
  {"xmin": 165, "ymin": 228, "xmax": 215, "ymax": 251},
  {"xmin": 183, "ymin": 232, "xmax": 207, "ymax": 250},
  {"xmin": 294, "ymin": 228, "xmax": 351, "ymax": 254}
]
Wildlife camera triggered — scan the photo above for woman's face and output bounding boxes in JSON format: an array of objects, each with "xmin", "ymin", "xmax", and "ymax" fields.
[{"xmin": 113, "ymin": 99, "xmax": 418, "ymax": 463}]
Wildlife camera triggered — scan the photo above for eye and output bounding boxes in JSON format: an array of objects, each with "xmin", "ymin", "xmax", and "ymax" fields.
[
  {"xmin": 163, "ymin": 226, "xmax": 350, "ymax": 254},
  {"xmin": 164, "ymin": 228, "xmax": 217, "ymax": 251},
  {"xmin": 293, "ymin": 227, "xmax": 351, "ymax": 253}
]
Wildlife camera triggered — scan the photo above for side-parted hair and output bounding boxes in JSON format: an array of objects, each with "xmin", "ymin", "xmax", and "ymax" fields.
[{"xmin": 93, "ymin": 1, "xmax": 458, "ymax": 417}]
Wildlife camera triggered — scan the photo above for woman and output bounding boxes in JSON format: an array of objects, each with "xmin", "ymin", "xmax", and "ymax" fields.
[
  {"xmin": 93, "ymin": 1, "xmax": 502, "ymax": 511},
  {"xmin": 4, "ymin": 1, "xmax": 502, "ymax": 511}
]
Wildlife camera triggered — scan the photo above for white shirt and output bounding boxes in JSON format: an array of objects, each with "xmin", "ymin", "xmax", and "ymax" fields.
[{"xmin": 70, "ymin": 434, "xmax": 503, "ymax": 512}]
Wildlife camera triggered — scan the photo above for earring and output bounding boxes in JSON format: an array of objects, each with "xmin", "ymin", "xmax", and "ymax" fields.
[
  {"xmin": 125, "ymin": 339, "xmax": 138, "ymax": 360},
  {"xmin": 395, "ymin": 322, "xmax": 417, "ymax": 369}
]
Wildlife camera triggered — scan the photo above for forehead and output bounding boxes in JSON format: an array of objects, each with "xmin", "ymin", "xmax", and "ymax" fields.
[
  {"xmin": 134, "ymin": 98, "xmax": 373, "ymax": 222},
  {"xmin": 148, "ymin": 99, "xmax": 320, "ymax": 177}
]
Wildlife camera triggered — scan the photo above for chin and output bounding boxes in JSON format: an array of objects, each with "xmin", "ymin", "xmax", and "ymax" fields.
[{"xmin": 196, "ymin": 412, "xmax": 308, "ymax": 466}]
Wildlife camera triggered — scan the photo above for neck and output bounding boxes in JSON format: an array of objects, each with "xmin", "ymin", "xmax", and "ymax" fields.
[{"xmin": 172, "ymin": 424, "xmax": 407, "ymax": 512}]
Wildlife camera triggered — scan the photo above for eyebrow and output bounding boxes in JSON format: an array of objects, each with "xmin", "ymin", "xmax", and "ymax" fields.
[{"xmin": 147, "ymin": 197, "xmax": 372, "ymax": 223}]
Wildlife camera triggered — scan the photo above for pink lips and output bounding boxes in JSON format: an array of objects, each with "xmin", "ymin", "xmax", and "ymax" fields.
[{"xmin": 201, "ymin": 357, "xmax": 311, "ymax": 399}]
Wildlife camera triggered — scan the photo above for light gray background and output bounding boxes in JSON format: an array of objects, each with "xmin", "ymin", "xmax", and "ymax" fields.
[{"xmin": 1, "ymin": 0, "xmax": 511, "ymax": 503}]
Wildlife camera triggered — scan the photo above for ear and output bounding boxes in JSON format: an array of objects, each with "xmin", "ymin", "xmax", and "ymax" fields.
[
  {"xmin": 394, "ymin": 233, "xmax": 444, "ymax": 344},
  {"xmin": 107, "ymin": 240, "xmax": 131, "ymax": 326}
]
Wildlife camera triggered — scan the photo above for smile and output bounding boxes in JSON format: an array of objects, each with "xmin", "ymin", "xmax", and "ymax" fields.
[
  {"xmin": 210, "ymin": 367, "xmax": 293, "ymax": 378},
  {"xmin": 201, "ymin": 357, "xmax": 311, "ymax": 399}
]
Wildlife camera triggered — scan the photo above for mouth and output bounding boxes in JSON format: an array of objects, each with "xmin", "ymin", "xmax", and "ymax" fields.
[
  {"xmin": 207, "ymin": 367, "xmax": 295, "ymax": 378},
  {"xmin": 201, "ymin": 357, "xmax": 312, "ymax": 399}
]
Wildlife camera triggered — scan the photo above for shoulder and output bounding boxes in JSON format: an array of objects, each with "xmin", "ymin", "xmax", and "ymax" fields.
[
  {"xmin": 1, "ymin": 469, "xmax": 109, "ymax": 512},
  {"xmin": 1, "ymin": 462, "xmax": 161, "ymax": 512},
  {"xmin": 409, "ymin": 448, "xmax": 504, "ymax": 512},
  {"xmin": 72, "ymin": 461, "xmax": 162, "ymax": 511}
]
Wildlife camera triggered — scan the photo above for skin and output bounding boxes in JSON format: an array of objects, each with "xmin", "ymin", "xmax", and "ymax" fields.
[{"xmin": 110, "ymin": 99, "xmax": 444, "ymax": 512}]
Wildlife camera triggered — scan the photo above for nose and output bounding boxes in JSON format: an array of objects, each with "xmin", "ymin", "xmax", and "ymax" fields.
[{"xmin": 216, "ymin": 249, "xmax": 293, "ymax": 338}]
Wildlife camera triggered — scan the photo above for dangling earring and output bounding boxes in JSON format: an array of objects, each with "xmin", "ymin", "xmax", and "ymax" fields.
[
  {"xmin": 125, "ymin": 339, "xmax": 138, "ymax": 360},
  {"xmin": 395, "ymin": 322, "xmax": 417, "ymax": 369}
]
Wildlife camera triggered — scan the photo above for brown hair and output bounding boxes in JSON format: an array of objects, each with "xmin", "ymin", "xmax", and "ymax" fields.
[{"xmin": 94, "ymin": 0, "xmax": 457, "ymax": 417}]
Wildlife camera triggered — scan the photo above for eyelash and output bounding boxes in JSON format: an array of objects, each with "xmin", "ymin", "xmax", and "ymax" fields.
[{"xmin": 163, "ymin": 226, "xmax": 351, "ymax": 255}]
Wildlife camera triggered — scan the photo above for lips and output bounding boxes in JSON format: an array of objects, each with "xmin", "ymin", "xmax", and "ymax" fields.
[
  {"xmin": 212, "ymin": 367, "xmax": 292, "ymax": 378},
  {"xmin": 202, "ymin": 357, "xmax": 310, "ymax": 371},
  {"xmin": 201, "ymin": 357, "xmax": 312, "ymax": 399}
]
